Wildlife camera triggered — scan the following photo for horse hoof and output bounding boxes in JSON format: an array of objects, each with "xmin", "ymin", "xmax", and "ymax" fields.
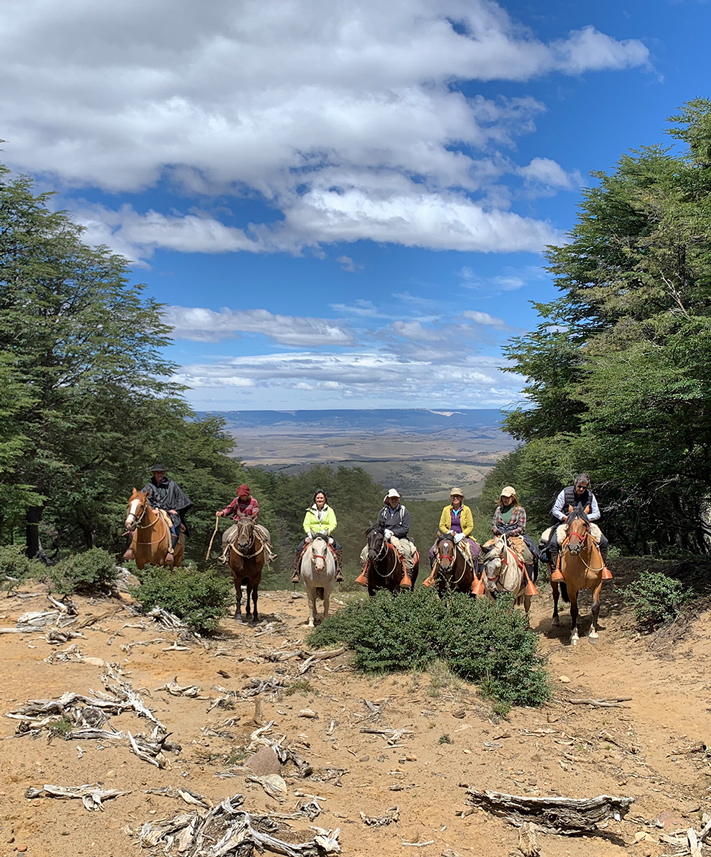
[
  {"xmin": 551, "ymin": 616, "xmax": 560, "ymax": 627},
  {"xmin": 570, "ymin": 632, "xmax": 579, "ymax": 646},
  {"xmin": 588, "ymin": 631, "xmax": 598, "ymax": 644}
]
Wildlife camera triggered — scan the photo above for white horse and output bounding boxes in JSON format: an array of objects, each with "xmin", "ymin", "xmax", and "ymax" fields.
[
  {"xmin": 300, "ymin": 535, "xmax": 337, "ymax": 628},
  {"xmin": 479, "ymin": 537, "xmax": 533, "ymax": 614}
]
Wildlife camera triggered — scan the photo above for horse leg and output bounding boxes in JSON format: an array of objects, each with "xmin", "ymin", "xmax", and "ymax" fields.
[
  {"xmin": 306, "ymin": 585, "xmax": 317, "ymax": 628},
  {"xmin": 569, "ymin": 590, "xmax": 580, "ymax": 645},
  {"xmin": 551, "ymin": 579, "xmax": 560, "ymax": 626},
  {"xmin": 252, "ymin": 580, "xmax": 259, "ymax": 623},
  {"xmin": 523, "ymin": 594, "xmax": 532, "ymax": 614},
  {"xmin": 589, "ymin": 581, "xmax": 602, "ymax": 643},
  {"xmin": 322, "ymin": 580, "xmax": 331, "ymax": 622},
  {"xmin": 244, "ymin": 577, "xmax": 254, "ymax": 622},
  {"xmin": 233, "ymin": 575, "xmax": 242, "ymax": 621}
]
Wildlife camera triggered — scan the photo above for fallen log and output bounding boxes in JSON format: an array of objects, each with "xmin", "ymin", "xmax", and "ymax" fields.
[{"xmin": 467, "ymin": 789, "xmax": 633, "ymax": 832}]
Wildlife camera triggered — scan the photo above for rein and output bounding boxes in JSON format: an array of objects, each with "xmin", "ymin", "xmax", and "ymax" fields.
[
  {"xmin": 230, "ymin": 540, "xmax": 264, "ymax": 559},
  {"xmin": 437, "ymin": 540, "xmax": 469, "ymax": 586},
  {"xmin": 128, "ymin": 503, "xmax": 170, "ymax": 548}
]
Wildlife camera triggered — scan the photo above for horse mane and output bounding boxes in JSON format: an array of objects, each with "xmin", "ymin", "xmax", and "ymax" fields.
[{"xmin": 568, "ymin": 503, "xmax": 590, "ymax": 526}]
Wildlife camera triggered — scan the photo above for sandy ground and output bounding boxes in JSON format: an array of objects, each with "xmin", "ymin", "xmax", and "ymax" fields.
[{"xmin": 0, "ymin": 563, "xmax": 709, "ymax": 857}]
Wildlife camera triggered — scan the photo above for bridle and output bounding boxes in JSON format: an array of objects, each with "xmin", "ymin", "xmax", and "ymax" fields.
[
  {"xmin": 366, "ymin": 528, "xmax": 398, "ymax": 577},
  {"xmin": 125, "ymin": 496, "xmax": 169, "ymax": 547},
  {"xmin": 230, "ymin": 517, "xmax": 264, "ymax": 559},
  {"xmin": 563, "ymin": 519, "xmax": 604, "ymax": 572},
  {"xmin": 436, "ymin": 536, "xmax": 469, "ymax": 586}
]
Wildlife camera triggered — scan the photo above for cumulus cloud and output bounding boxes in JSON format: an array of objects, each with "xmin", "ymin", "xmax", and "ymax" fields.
[
  {"xmin": 163, "ymin": 306, "xmax": 356, "ymax": 346},
  {"xmin": 0, "ymin": 0, "xmax": 649, "ymax": 255},
  {"xmin": 174, "ymin": 350, "xmax": 521, "ymax": 407},
  {"xmin": 518, "ymin": 157, "xmax": 582, "ymax": 190}
]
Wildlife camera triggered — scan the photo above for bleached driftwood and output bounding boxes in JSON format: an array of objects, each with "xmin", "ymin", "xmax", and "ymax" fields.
[
  {"xmin": 137, "ymin": 793, "xmax": 341, "ymax": 855},
  {"xmin": 26, "ymin": 783, "xmax": 127, "ymax": 811},
  {"xmin": 567, "ymin": 697, "xmax": 631, "ymax": 708},
  {"xmin": 467, "ymin": 789, "xmax": 633, "ymax": 832}
]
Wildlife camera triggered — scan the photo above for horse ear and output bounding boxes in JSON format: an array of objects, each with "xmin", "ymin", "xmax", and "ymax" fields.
[
  {"xmin": 584, "ymin": 505, "xmax": 591, "ymax": 515},
  {"xmin": 567, "ymin": 504, "xmax": 574, "ymax": 513}
]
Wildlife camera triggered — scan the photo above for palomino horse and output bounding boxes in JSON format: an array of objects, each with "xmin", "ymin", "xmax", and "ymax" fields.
[
  {"xmin": 479, "ymin": 536, "xmax": 536, "ymax": 613},
  {"xmin": 432, "ymin": 534, "xmax": 476, "ymax": 595},
  {"xmin": 226, "ymin": 516, "xmax": 265, "ymax": 622},
  {"xmin": 363, "ymin": 525, "xmax": 419, "ymax": 595},
  {"xmin": 125, "ymin": 489, "xmax": 184, "ymax": 570},
  {"xmin": 299, "ymin": 533, "xmax": 337, "ymax": 628},
  {"xmin": 552, "ymin": 504, "xmax": 606, "ymax": 645}
]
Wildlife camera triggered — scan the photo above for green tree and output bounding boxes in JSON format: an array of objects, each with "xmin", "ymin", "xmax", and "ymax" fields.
[
  {"xmin": 499, "ymin": 99, "xmax": 711, "ymax": 553},
  {"xmin": 0, "ymin": 166, "xmax": 185, "ymax": 554}
]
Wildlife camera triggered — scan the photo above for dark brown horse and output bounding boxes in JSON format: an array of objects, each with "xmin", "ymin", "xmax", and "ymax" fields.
[
  {"xmin": 432, "ymin": 534, "xmax": 476, "ymax": 595},
  {"xmin": 363, "ymin": 525, "xmax": 419, "ymax": 595},
  {"xmin": 551, "ymin": 504, "xmax": 607, "ymax": 645},
  {"xmin": 226, "ymin": 516, "xmax": 265, "ymax": 622},
  {"xmin": 124, "ymin": 489, "xmax": 184, "ymax": 570}
]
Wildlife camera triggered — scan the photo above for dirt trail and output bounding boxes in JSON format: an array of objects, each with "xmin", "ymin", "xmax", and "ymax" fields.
[{"xmin": 0, "ymin": 566, "xmax": 709, "ymax": 857}]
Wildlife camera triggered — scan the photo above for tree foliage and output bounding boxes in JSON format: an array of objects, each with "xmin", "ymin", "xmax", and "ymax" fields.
[
  {"xmin": 497, "ymin": 99, "xmax": 711, "ymax": 554},
  {"xmin": 0, "ymin": 165, "xmax": 251, "ymax": 556}
]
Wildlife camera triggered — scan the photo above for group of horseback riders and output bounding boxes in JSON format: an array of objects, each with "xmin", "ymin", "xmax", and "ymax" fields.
[{"xmin": 129, "ymin": 465, "xmax": 608, "ymax": 586}]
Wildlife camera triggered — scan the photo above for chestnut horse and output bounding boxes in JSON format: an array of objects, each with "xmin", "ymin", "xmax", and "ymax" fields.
[
  {"xmin": 125, "ymin": 489, "xmax": 184, "ymax": 570},
  {"xmin": 226, "ymin": 516, "xmax": 265, "ymax": 622},
  {"xmin": 479, "ymin": 536, "xmax": 535, "ymax": 613},
  {"xmin": 432, "ymin": 534, "xmax": 476, "ymax": 595},
  {"xmin": 552, "ymin": 504, "xmax": 606, "ymax": 645},
  {"xmin": 363, "ymin": 525, "xmax": 419, "ymax": 595}
]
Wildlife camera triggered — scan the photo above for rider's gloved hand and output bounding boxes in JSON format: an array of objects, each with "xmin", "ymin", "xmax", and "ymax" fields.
[
  {"xmin": 384, "ymin": 529, "xmax": 393, "ymax": 540},
  {"xmin": 328, "ymin": 537, "xmax": 334, "ymax": 544},
  {"xmin": 454, "ymin": 533, "xmax": 465, "ymax": 543},
  {"xmin": 305, "ymin": 534, "xmax": 313, "ymax": 543}
]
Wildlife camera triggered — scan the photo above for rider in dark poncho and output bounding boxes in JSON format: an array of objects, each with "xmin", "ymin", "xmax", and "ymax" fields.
[{"xmin": 141, "ymin": 464, "xmax": 192, "ymax": 565}]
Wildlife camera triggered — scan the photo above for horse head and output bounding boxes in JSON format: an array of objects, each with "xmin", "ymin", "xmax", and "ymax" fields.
[
  {"xmin": 365, "ymin": 525, "xmax": 385, "ymax": 563},
  {"xmin": 480, "ymin": 538, "xmax": 505, "ymax": 588},
  {"xmin": 565, "ymin": 503, "xmax": 590, "ymax": 556},
  {"xmin": 125, "ymin": 489, "xmax": 149, "ymax": 531},
  {"xmin": 310, "ymin": 533, "xmax": 329, "ymax": 572},
  {"xmin": 235, "ymin": 516, "xmax": 255, "ymax": 553},
  {"xmin": 436, "ymin": 534, "xmax": 456, "ymax": 571}
]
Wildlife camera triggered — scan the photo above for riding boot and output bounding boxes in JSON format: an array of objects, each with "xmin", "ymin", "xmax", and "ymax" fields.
[
  {"xmin": 334, "ymin": 549, "xmax": 344, "ymax": 582},
  {"xmin": 400, "ymin": 563, "xmax": 412, "ymax": 589},
  {"xmin": 549, "ymin": 548, "xmax": 564, "ymax": 582},
  {"xmin": 600, "ymin": 545, "xmax": 612, "ymax": 579},
  {"xmin": 354, "ymin": 562, "xmax": 369, "ymax": 586},
  {"xmin": 291, "ymin": 549, "xmax": 301, "ymax": 583}
]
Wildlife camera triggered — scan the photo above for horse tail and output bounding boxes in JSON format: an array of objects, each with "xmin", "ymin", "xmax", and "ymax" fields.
[
  {"xmin": 316, "ymin": 586, "xmax": 325, "ymax": 600},
  {"xmin": 560, "ymin": 582, "xmax": 570, "ymax": 603}
]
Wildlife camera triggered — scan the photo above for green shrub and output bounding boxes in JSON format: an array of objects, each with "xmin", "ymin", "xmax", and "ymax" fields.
[
  {"xmin": 49, "ymin": 548, "xmax": 119, "ymax": 595},
  {"xmin": 132, "ymin": 566, "xmax": 231, "ymax": 634},
  {"xmin": 622, "ymin": 570, "xmax": 692, "ymax": 628},
  {"xmin": 0, "ymin": 545, "xmax": 44, "ymax": 591},
  {"xmin": 308, "ymin": 588, "xmax": 549, "ymax": 708}
]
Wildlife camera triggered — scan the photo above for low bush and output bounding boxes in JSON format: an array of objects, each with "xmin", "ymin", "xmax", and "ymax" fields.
[
  {"xmin": 48, "ymin": 548, "xmax": 119, "ymax": 595},
  {"xmin": 622, "ymin": 570, "xmax": 692, "ymax": 628},
  {"xmin": 0, "ymin": 545, "xmax": 44, "ymax": 591},
  {"xmin": 308, "ymin": 588, "xmax": 549, "ymax": 708},
  {"xmin": 132, "ymin": 566, "xmax": 231, "ymax": 634}
]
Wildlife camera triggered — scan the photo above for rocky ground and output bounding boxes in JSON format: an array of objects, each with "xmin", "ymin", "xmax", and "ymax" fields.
[{"xmin": 0, "ymin": 561, "xmax": 709, "ymax": 857}]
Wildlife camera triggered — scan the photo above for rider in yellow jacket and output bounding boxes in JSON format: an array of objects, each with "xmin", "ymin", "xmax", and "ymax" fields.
[
  {"xmin": 291, "ymin": 490, "xmax": 343, "ymax": 583},
  {"xmin": 423, "ymin": 488, "xmax": 480, "ymax": 588}
]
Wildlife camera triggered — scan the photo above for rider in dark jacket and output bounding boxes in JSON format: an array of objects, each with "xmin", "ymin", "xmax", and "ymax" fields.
[
  {"xmin": 544, "ymin": 473, "xmax": 608, "ymax": 572},
  {"xmin": 141, "ymin": 465, "xmax": 192, "ymax": 564}
]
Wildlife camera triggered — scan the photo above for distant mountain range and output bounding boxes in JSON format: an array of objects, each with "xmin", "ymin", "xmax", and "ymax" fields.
[{"xmin": 208, "ymin": 408, "xmax": 505, "ymax": 432}]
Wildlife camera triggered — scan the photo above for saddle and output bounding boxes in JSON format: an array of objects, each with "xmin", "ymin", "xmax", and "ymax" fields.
[{"xmin": 156, "ymin": 509, "xmax": 185, "ymax": 532}]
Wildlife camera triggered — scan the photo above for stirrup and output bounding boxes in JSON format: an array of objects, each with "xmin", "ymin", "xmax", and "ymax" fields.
[
  {"xmin": 551, "ymin": 567, "xmax": 564, "ymax": 582},
  {"xmin": 165, "ymin": 551, "xmax": 175, "ymax": 567},
  {"xmin": 602, "ymin": 566, "xmax": 613, "ymax": 580},
  {"xmin": 400, "ymin": 571, "xmax": 412, "ymax": 588},
  {"xmin": 290, "ymin": 571, "xmax": 300, "ymax": 583},
  {"xmin": 422, "ymin": 574, "xmax": 436, "ymax": 588},
  {"xmin": 335, "ymin": 571, "xmax": 344, "ymax": 582},
  {"xmin": 354, "ymin": 570, "xmax": 368, "ymax": 586}
]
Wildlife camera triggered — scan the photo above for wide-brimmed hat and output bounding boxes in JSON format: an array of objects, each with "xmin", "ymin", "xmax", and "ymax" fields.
[
  {"xmin": 500, "ymin": 485, "xmax": 517, "ymax": 499},
  {"xmin": 237, "ymin": 483, "xmax": 251, "ymax": 497},
  {"xmin": 384, "ymin": 488, "xmax": 401, "ymax": 501},
  {"xmin": 150, "ymin": 464, "xmax": 167, "ymax": 472},
  {"xmin": 450, "ymin": 487, "xmax": 464, "ymax": 498}
]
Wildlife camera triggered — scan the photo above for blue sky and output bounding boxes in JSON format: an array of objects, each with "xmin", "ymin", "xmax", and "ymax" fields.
[{"xmin": 1, "ymin": 0, "xmax": 708, "ymax": 410}]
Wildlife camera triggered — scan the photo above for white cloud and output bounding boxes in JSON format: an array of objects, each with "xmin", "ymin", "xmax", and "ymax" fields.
[
  {"xmin": 336, "ymin": 255, "xmax": 361, "ymax": 272},
  {"xmin": 518, "ymin": 157, "xmax": 582, "ymax": 190},
  {"xmin": 174, "ymin": 350, "xmax": 522, "ymax": 407},
  {"xmin": 163, "ymin": 306, "xmax": 356, "ymax": 347},
  {"xmin": 0, "ymin": 0, "xmax": 649, "ymax": 255},
  {"xmin": 461, "ymin": 310, "xmax": 508, "ymax": 328},
  {"xmin": 330, "ymin": 299, "xmax": 383, "ymax": 317}
]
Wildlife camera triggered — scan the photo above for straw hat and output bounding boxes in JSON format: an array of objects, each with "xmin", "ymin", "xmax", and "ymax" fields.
[{"xmin": 450, "ymin": 487, "xmax": 464, "ymax": 498}]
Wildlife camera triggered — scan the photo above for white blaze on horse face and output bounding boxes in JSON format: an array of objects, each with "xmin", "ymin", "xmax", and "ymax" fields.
[{"xmin": 125, "ymin": 498, "xmax": 141, "ymax": 528}]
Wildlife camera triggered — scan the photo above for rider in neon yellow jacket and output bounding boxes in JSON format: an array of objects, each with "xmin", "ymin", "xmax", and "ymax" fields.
[{"xmin": 291, "ymin": 490, "xmax": 343, "ymax": 583}]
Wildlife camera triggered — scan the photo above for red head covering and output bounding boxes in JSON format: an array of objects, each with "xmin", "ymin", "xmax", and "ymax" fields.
[{"xmin": 237, "ymin": 484, "xmax": 251, "ymax": 498}]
